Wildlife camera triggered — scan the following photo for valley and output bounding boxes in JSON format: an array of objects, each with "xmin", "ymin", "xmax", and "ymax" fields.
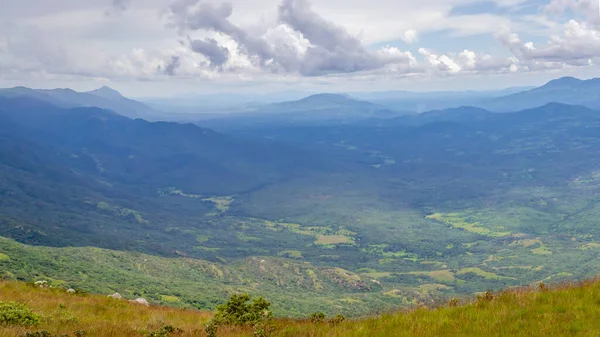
[{"xmin": 2, "ymin": 84, "xmax": 600, "ymax": 317}]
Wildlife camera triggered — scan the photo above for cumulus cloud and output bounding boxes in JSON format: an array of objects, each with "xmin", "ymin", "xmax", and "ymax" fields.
[
  {"xmin": 418, "ymin": 48, "xmax": 517, "ymax": 74},
  {"xmin": 166, "ymin": 0, "xmax": 413, "ymax": 76},
  {"xmin": 545, "ymin": 0, "xmax": 599, "ymax": 26},
  {"xmin": 497, "ymin": 20, "xmax": 600, "ymax": 69},
  {"xmin": 402, "ymin": 29, "xmax": 419, "ymax": 44},
  {"xmin": 190, "ymin": 38, "xmax": 230, "ymax": 67},
  {"xmin": 162, "ymin": 55, "xmax": 181, "ymax": 76}
]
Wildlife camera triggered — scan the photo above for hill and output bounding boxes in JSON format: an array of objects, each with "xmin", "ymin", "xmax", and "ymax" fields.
[
  {"xmin": 0, "ymin": 86, "xmax": 163, "ymax": 120},
  {"xmin": 2, "ymin": 278, "xmax": 600, "ymax": 336},
  {"xmin": 5, "ymin": 96, "xmax": 600, "ymax": 318},
  {"xmin": 482, "ymin": 76, "xmax": 600, "ymax": 112},
  {"xmin": 196, "ymin": 93, "xmax": 404, "ymax": 130}
]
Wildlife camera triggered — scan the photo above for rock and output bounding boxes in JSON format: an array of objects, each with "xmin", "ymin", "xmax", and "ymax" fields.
[
  {"xmin": 66, "ymin": 288, "xmax": 76, "ymax": 294},
  {"xmin": 34, "ymin": 280, "xmax": 49, "ymax": 288},
  {"xmin": 108, "ymin": 292, "xmax": 123, "ymax": 299},
  {"xmin": 130, "ymin": 298, "xmax": 149, "ymax": 306}
]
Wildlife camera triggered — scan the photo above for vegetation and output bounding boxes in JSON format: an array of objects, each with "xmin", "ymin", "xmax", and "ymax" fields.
[
  {"xmin": 3, "ymin": 278, "xmax": 600, "ymax": 336},
  {"xmin": 0, "ymin": 301, "xmax": 41, "ymax": 326},
  {"xmin": 3, "ymin": 97, "xmax": 600, "ymax": 317}
]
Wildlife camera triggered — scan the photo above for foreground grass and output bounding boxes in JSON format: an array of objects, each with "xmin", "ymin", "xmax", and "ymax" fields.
[{"xmin": 3, "ymin": 280, "xmax": 600, "ymax": 336}]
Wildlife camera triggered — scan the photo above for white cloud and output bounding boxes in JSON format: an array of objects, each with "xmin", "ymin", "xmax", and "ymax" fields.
[
  {"xmin": 1, "ymin": 0, "xmax": 600, "ymax": 93},
  {"xmin": 402, "ymin": 29, "xmax": 419, "ymax": 44}
]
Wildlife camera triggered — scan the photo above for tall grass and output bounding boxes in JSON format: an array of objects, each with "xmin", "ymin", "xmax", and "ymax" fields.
[{"xmin": 2, "ymin": 280, "xmax": 600, "ymax": 336}]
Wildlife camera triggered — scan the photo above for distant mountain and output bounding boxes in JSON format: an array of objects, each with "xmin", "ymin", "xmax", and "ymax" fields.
[
  {"xmin": 348, "ymin": 87, "xmax": 534, "ymax": 112},
  {"xmin": 481, "ymin": 77, "xmax": 600, "ymax": 112},
  {"xmin": 196, "ymin": 93, "xmax": 407, "ymax": 131},
  {"xmin": 370, "ymin": 106, "xmax": 492, "ymax": 127},
  {"xmin": 86, "ymin": 86, "xmax": 126, "ymax": 101},
  {"xmin": 264, "ymin": 93, "xmax": 395, "ymax": 116},
  {"xmin": 0, "ymin": 96, "xmax": 314, "ymax": 195},
  {"xmin": 0, "ymin": 86, "xmax": 163, "ymax": 120}
]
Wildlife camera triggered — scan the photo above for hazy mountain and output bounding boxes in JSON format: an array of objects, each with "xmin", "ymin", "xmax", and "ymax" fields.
[
  {"xmin": 0, "ymin": 96, "xmax": 315, "ymax": 196},
  {"xmin": 348, "ymin": 87, "xmax": 534, "ymax": 112},
  {"xmin": 196, "ymin": 93, "xmax": 408, "ymax": 131},
  {"xmin": 0, "ymin": 86, "xmax": 163, "ymax": 120},
  {"xmin": 481, "ymin": 77, "xmax": 600, "ymax": 112},
  {"xmin": 4, "ymin": 94, "xmax": 600, "ymax": 315},
  {"xmin": 142, "ymin": 90, "xmax": 315, "ymax": 114}
]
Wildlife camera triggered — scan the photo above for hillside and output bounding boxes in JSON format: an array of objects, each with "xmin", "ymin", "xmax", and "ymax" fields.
[
  {"xmin": 2, "ymin": 278, "xmax": 600, "ymax": 336},
  {"xmin": 0, "ymin": 236, "xmax": 400, "ymax": 317},
  {"xmin": 4, "ymin": 98, "xmax": 600, "ymax": 317},
  {"xmin": 0, "ymin": 86, "xmax": 163, "ymax": 120},
  {"xmin": 197, "ymin": 93, "xmax": 402, "ymax": 130},
  {"xmin": 482, "ymin": 76, "xmax": 600, "ymax": 112}
]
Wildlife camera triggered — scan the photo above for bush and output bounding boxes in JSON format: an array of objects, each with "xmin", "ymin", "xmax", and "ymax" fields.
[
  {"xmin": 206, "ymin": 294, "xmax": 273, "ymax": 337},
  {"xmin": 22, "ymin": 331, "xmax": 53, "ymax": 337},
  {"xmin": 309, "ymin": 312, "xmax": 325, "ymax": 323},
  {"xmin": 213, "ymin": 294, "xmax": 272, "ymax": 326},
  {"xmin": 0, "ymin": 301, "xmax": 41, "ymax": 326},
  {"xmin": 146, "ymin": 325, "xmax": 183, "ymax": 337},
  {"xmin": 328, "ymin": 314, "xmax": 345, "ymax": 324}
]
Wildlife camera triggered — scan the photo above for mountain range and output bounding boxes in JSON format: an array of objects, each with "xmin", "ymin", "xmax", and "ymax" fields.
[
  {"xmin": 0, "ymin": 86, "xmax": 162, "ymax": 120},
  {"xmin": 2, "ymin": 77, "xmax": 600, "ymax": 316},
  {"xmin": 481, "ymin": 77, "xmax": 600, "ymax": 112}
]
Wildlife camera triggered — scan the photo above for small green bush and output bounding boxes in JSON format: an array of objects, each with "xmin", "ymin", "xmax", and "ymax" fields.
[
  {"xmin": 22, "ymin": 331, "xmax": 52, "ymax": 337},
  {"xmin": 206, "ymin": 294, "xmax": 273, "ymax": 337},
  {"xmin": 213, "ymin": 294, "xmax": 272, "ymax": 326},
  {"xmin": 328, "ymin": 314, "xmax": 345, "ymax": 324},
  {"xmin": 309, "ymin": 312, "xmax": 325, "ymax": 323},
  {"xmin": 146, "ymin": 325, "xmax": 183, "ymax": 337},
  {"xmin": 0, "ymin": 301, "xmax": 41, "ymax": 326}
]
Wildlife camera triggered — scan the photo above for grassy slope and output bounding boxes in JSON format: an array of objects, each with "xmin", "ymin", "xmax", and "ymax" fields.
[
  {"xmin": 0, "ymin": 236, "xmax": 400, "ymax": 317},
  {"xmin": 3, "ymin": 279, "xmax": 600, "ymax": 336}
]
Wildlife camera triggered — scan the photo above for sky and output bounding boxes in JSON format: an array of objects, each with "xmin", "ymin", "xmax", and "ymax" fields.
[{"xmin": 1, "ymin": 0, "xmax": 600, "ymax": 97}]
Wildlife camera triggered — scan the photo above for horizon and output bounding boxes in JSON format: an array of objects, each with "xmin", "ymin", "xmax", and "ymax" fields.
[
  {"xmin": 2, "ymin": 0, "xmax": 600, "ymax": 97},
  {"xmin": 1, "ymin": 75, "xmax": 594, "ymax": 101}
]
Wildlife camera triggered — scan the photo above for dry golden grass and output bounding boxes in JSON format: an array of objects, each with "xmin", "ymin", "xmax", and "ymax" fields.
[
  {"xmin": 4, "ymin": 279, "xmax": 600, "ymax": 336},
  {"xmin": 0, "ymin": 281, "xmax": 213, "ymax": 336}
]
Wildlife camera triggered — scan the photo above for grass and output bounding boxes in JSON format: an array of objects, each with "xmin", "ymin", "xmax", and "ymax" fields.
[
  {"xmin": 456, "ymin": 268, "xmax": 515, "ymax": 280},
  {"xmin": 404, "ymin": 270, "xmax": 456, "ymax": 283},
  {"xmin": 315, "ymin": 235, "xmax": 354, "ymax": 245},
  {"xmin": 5, "ymin": 279, "xmax": 600, "ymax": 336},
  {"xmin": 427, "ymin": 213, "xmax": 511, "ymax": 237},
  {"xmin": 0, "ymin": 281, "xmax": 212, "ymax": 337}
]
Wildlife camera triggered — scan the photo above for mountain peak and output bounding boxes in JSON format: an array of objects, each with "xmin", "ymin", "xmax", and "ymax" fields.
[
  {"xmin": 541, "ymin": 76, "xmax": 583, "ymax": 88},
  {"xmin": 297, "ymin": 93, "xmax": 356, "ymax": 104},
  {"xmin": 86, "ymin": 86, "xmax": 124, "ymax": 100}
]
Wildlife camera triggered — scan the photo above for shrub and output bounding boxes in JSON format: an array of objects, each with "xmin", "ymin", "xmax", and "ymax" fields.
[
  {"xmin": 206, "ymin": 294, "xmax": 273, "ymax": 337},
  {"xmin": 328, "ymin": 314, "xmax": 345, "ymax": 324},
  {"xmin": 447, "ymin": 298, "xmax": 459, "ymax": 307},
  {"xmin": 309, "ymin": 312, "xmax": 325, "ymax": 323},
  {"xmin": 146, "ymin": 325, "xmax": 184, "ymax": 337},
  {"xmin": 22, "ymin": 331, "xmax": 53, "ymax": 337},
  {"xmin": 213, "ymin": 294, "xmax": 272, "ymax": 326},
  {"xmin": 0, "ymin": 301, "xmax": 41, "ymax": 326},
  {"xmin": 477, "ymin": 291, "xmax": 494, "ymax": 302},
  {"xmin": 252, "ymin": 322, "xmax": 276, "ymax": 337}
]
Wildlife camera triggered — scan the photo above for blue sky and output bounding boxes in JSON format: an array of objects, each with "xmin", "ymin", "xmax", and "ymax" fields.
[{"xmin": 0, "ymin": 0, "xmax": 599, "ymax": 96}]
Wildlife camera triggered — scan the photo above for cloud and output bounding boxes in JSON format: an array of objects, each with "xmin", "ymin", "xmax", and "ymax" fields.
[
  {"xmin": 402, "ymin": 29, "xmax": 419, "ymax": 44},
  {"xmin": 190, "ymin": 38, "xmax": 230, "ymax": 67},
  {"xmin": 106, "ymin": 0, "xmax": 132, "ymax": 16},
  {"xmin": 166, "ymin": 0, "xmax": 413, "ymax": 76},
  {"xmin": 162, "ymin": 55, "xmax": 181, "ymax": 75},
  {"xmin": 545, "ymin": 0, "xmax": 599, "ymax": 26},
  {"xmin": 417, "ymin": 47, "xmax": 517, "ymax": 74},
  {"xmin": 497, "ymin": 20, "xmax": 600, "ymax": 69}
]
